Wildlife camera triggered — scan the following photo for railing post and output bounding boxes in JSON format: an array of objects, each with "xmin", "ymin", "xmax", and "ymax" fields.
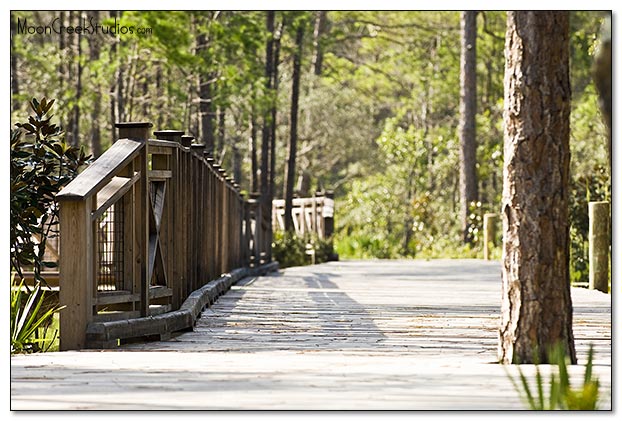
[
  {"xmin": 179, "ymin": 135, "xmax": 194, "ymax": 292},
  {"xmin": 205, "ymin": 155, "xmax": 217, "ymax": 280},
  {"xmin": 218, "ymin": 167, "xmax": 229, "ymax": 273},
  {"xmin": 191, "ymin": 143, "xmax": 205, "ymax": 290},
  {"xmin": 249, "ymin": 193, "xmax": 261, "ymax": 266},
  {"xmin": 154, "ymin": 130, "xmax": 184, "ymax": 306},
  {"xmin": 116, "ymin": 122, "xmax": 152, "ymax": 317},
  {"xmin": 58, "ymin": 197, "xmax": 94, "ymax": 350},
  {"xmin": 483, "ymin": 213, "xmax": 498, "ymax": 260},
  {"xmin": 323, "ymin": 190, "xmax": 335, "ymax": 239},
  {"xmin": 589, "ymin": 201, "xmax": 610, "ymax": 292}
]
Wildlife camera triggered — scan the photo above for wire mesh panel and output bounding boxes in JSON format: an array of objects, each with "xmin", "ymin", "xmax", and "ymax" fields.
[{"xmin": 96, "ymin": 203, "xmax": 124, "ymax": 291}]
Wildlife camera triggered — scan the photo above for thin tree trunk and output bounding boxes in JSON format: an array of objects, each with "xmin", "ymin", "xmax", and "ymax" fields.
[
  {"xmin": 259, "ymin": 11, "xmax": 276, "ymax": 261},
  {"xmin": 284, "ymin": 22, "xmax": 305, "ymax": 232},
  {"xmin": 500, "ymin": 11, "xmax": 576, "ymax": 365},
  {"xmin": 59, "ymin": 11, "xmax": 66, "ymax": 95},
  {"xmin": 250, "ymin": 97, "xmax": 259, "ymax": 192},
  {"xmin": 109, "ymin": 11, "xmax": 118, "ymax": 140},
  {"xmin": 265, "ymin": 15, "xmax": 284, "ymax": 260},
  {"xmin": 199, "ymin": 73, "xmax": 216, "ymax": 151},
  {"xmin": 73, "ymin": 11, "xmax": 83, "ymax": 147},
  {"xmin": 269, "ymin": 18, "xmax": 284, "ymax": 200},
  {"xmin": 260, "ymin": 11, "xmax": 275, "ymax": 201},
  {"xmin": 88, "ymin": 11, "xmax": 102, "ymax": 157},
  {"xmin": 117, "ymin": 59, "xmax": 125, "ymax": 123},
  {"xmin": 155, "ymin": 62, "xmax": 163, "ymax": 129},
  {"xmin": 458, "ymin": 10, "xmax": 478, "ymax": 243},
  {"xmin": 217, "ymin": 107, "xmax": 226, "ymax": 158},
  {"xmin": 233, "ymin": 134, "xmax": 242, "ymax": 184},
  {"xmin": 312, "ymin": 11, "xmax": 327, "ymax": 76}
]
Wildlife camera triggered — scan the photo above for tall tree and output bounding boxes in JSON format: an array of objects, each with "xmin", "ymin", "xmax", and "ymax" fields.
[
  {"xmin": 196, "ymin": 17, "xmax": 216, "ymax": 152},
  {"xmin": 284, "ymin": 19, "xmax": 306, "ymax": 232},
  {"xmin": 250, "ymin": 97, "xmax": 259, "ymax": 192},
  {"xmin": 88, "ymin": 11, "xmax": 102, "ymax": 157},
  {"xmin": 499, "ymin": 11, "xmax": 576, "ymax": 365},
  {"xmin": 312, "ymin": 11, "xmax": 327, "ymax": 76},
  {"xmin": 260, "ymin": 11, "xmax": 275, "ymax": 200},
  {"xmin": 458, "ymin": 10, "xmax": 478, "ymax": 243}
]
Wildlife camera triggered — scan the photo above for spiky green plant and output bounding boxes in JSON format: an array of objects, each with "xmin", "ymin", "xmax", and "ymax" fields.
[
  {"xmin": 11, "ymin": 273, "xmax": 64, "ymax": 354},
  {"xmin": 506, "ymin": 344, "xmax": 600, "ymax": 410}
]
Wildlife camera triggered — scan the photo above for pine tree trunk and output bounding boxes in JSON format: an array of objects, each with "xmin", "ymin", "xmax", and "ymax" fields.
[
  {"xmin": 217, "ymin": 107, "xmax": 226, "ymax": 159},
  {"xmin": 284, "ymin": 22, "xmax": 305, "ymax": 232},
  {"xmin": 250, "ymin": 99, "xmax": 259, "ymax": 193},
  {"xmin": 312, "ymin": 11, "xmax": 327, "ymax": 76},
  {"xmin": 500, "ymin": 11, "xmax": 576, "ymax": 365},
  {"xmin": 269, "ymin": 18, "xmax": 284, "ymax": 200},
  {"xmin": 260, "ymin": 11, "xmax": 274, "ymax": 200},
  {"xmin": 458, "ymin": 10, "xmax": 478, "ymax": 243},
  {"xmin": 109, "ymin": 12, "xmax": 118, "ymax": 140},
  {"xmin": 59, "ymin": 11, "xmax": 66, "ymax": 95},
  {"xmin": 260, "ymin": 11, "xmax": 276, "ymax": 261},
  {"xmin": 88, "ymin": 11, "xmax": 102, "ymax": 157}
]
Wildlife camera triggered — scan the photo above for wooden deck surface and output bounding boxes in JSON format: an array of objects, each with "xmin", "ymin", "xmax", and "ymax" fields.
[{"xmin": 10, "ymin": 260, "xmax": 612, "ymax": 410}]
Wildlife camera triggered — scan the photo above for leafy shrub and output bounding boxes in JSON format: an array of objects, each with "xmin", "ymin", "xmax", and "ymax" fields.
[
  {"xmin": 10, "ymin": 97, "xmax": 91, "ymax": 285},
  {"xmin": 335, "ymin": 232, "xmax": 402, "ymax": 259},
  {"xmin": 272, "ymin": 231, "xmax": 308, "ymax": 268},
  {"xmin": 272, "ymin": 231, "xmax": 335, "ymax": 268}
]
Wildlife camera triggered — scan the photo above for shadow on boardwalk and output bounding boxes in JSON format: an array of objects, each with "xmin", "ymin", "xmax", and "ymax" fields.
[{"xmin": 10, "ymin": 259, "xmax": 611, "ymax": 410}]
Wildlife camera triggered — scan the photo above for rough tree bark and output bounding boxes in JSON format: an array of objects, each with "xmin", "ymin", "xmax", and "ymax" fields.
[
  {"xmin": 458, "ymin": 10, "xmax": 478, "ymax": 243},
  {"xmin": 499, "ymin": 11, "xmax": 576, "ymax": 365},
  {"xmin": 284, "ymin": 21, "xmax": 305, "ymax": 232}
]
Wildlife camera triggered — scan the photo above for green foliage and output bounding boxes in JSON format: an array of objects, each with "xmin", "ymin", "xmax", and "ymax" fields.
[
  {"xmin": 272, "ymin": 231, "xmax": 334, "ymax": 268},
  {"xmin": 507, "ymin": 344, "xmax": 600, "ymax": 410},
  {"xmin": 11, "ymin": 274, "xmax": 64, "ymax": 354},
  {"xmin": 10, "ymin": 97, "xmax": 91, "ymax": 284},
  {"xmin": 12, "ymin": 11, "xmax": 608, "ymax": 264},
  {"xmin": 272, "ymin": 231, "xmax": 308, "ymax": 268},
  {"xmin": 569, "ymin": 81, "xmax": 610, "ymax": 286}
]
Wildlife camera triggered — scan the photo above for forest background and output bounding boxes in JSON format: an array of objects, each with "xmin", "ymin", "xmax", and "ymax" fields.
[{"xmin": 9, "ymin": 10, "xmax": 610, "ymax": 285}]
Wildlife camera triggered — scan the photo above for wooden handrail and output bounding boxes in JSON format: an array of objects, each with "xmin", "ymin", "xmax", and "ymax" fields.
[
  {"xmin": 56, "ymin": 138, "xmax": 144, "ymax": 201},
  {"xmin": 56, "ymin": 121, "xmax": 272, "ymax": 350}
]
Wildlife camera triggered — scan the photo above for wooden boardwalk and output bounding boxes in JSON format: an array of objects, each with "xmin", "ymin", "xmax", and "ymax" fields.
[{"xmin": 11, "ymin": 260, "xmax": 611, "ymax": 410}]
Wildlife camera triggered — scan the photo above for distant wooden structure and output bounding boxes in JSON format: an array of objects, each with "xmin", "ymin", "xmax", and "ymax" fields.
[
  {"xmin": 55, "ymin": 122, "xmax": 274, "ymax": 350},
  {"xmin": 272, "ymin": 192, "xmax": 334, "ymax": 239}
]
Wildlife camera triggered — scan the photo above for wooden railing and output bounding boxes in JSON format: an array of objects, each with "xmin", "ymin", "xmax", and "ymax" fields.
[
  {"xmin": 272, "ymin": 192, "xmax": 334, "ymax": 239},
  {"xmin": 56, "ymin": 122, "xmax": 272, "ymax": 350}
]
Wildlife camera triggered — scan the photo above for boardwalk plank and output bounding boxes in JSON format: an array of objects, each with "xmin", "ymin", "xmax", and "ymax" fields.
[{"xmin": 11, "ymin": 260, "xmax": 611, "ymax": 410}]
